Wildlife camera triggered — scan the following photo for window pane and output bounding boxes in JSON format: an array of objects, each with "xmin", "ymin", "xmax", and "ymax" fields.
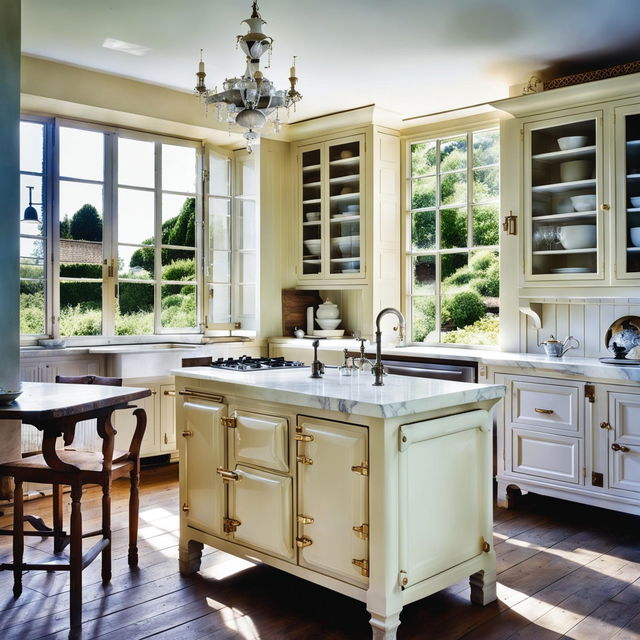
[
  {"xmin": 162, "ymin": 194, "xmax": 195, "ymax": 247},
  {"xmin": 210, "ymin": 154, "xmax": 230, "ymax": 196},
  {"xmin": 119, "ymin": 244, "xmax": 154, "ymax": 279},
  {"xmin": 238, "ymin": 201, "xmax": 257, "ymax": 250},
  {"xmin": 20, "ymin": 174, "xmax": 44, "ymax": 236},
  {"xmin": 239, "ymin": 253, "xmax": 256, "ymax": 284},
  {"xmin": 440, "ymin": 136, "xmax": 467, "ymax": 171},
  {"xmin": 118, "ymin": 138, "xmax": 155, "ymax": 188},
  {"xmin": 473, "ymin": 205, "xmax": 499, "ymax": 246},
  {"xmin": 473, "ymin": 167, "xmax": 499, "ymax": 202},
  {"xmin": 116, "ymin": 282, "xmax": 154, "ymax": 335},
  {"xmin": 210, "ymin": 285, "xmax": 231, "ymax": 323},
  {"xmin": 411, "ymin": 176, "xmax": 436, "ymax": 209},
  {"xmin": 212, "ymin": 251, "xmax": 230, "ymax": 283},
  {"xmin": 59, "ymin": 282, "xmax": 102, "ymax": 336},
  {"xmin": 238, "ymin": 156, "xmax": 256, "ymax": 196},
  {"xmin": 20, "ymin": 238, "xmax": 45, "ymax": 275},
  {"xmin": 20, "ymin": 121, "xmax": 44, "ymax": 174},
  {"xmin": 20, "ymin": 279, "xmax": 45, "ymax": 335},
  {"xmin": 473, "ymin": 130, "xmax": 499, "ymax": 167},
  {"xmin": 440, "ymin": 171, "xmax": 466, "ymax": 206},
  {"xmin": 240, "ymin": 284, "xmax": 256, "ymax": 316},
  {"xmin": 210, "ymin": 198, "xmax": 230, "ymax": 251},
  {"xmin": 161, "ymin": 284, "xmax": 196, "ymax": 328},
  {"xmin": 162, "ymin": 248, "xmax": 195, "ymax": 281},
  {"xmin": 411, "ymin": 141, "xmax": 436, "ymax": 177},
  {"xmin": 162, "ymin": 144, "xmax": 196, "ymax": 193},
  {"xmin": 59, "ymin": 127, "xmax": 104, "ymax": 181},
  {"xmin": 411, "ymin": 210, "xmax": 436, "ymax": 250},
  {"xmin": 412, "ymin": 255, "xmax": 435, "ymax": 294},
  {"xmin": 118, "ymin": 188, "xmax": 155, "ymax": 244},
  {"xmin": 441, "ymin": 207, "xmax": 467, "ymax": 249},
  {"xmin": 412, "ymin": 296, "xmax": 436, "ymax": 343},
  {"xmin": 59, "ymin": 182, "xmax": 103, "ymax": 238}
]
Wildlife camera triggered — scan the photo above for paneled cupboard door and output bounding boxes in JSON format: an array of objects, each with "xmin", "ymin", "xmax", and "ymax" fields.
[
  {"xmin": 524, "ymin": 110, "xmax": 606, "ymax": 283},
  {"xmin": 614, "ymin": 103, "xmax": 640, "ymax": 280},
  {"xmin": 297, "ymin": 135, "xmax": 365, "ymax": 281},
  {"xmin": 606, "ymin": 391, "xmax": 640, "ymax": 494}
]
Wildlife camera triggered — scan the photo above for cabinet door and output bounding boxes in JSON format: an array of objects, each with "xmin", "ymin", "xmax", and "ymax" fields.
[
  {"xmin": 614, "ymin": 103, "xmax": 640, "ymax": 280},
  {"xmin": 524, "ymin": 110, "xmax": 605, "ymax": 283},
  {"xmin": 227, "ymin": 465, "xmax": 294, "ymax": 560},
  {"xmin": 160, "ymin": 384, "xmax": 176, "ymax": 451},
  {"xmin": 182, "ymin": 398, "xmax": 226, "ymax": 536},
  {"xmin": 296, "ymin": 416, "xmax": 368, "ymax": 586},
  {"xmin": 299, "ymin": 143, "xmax": 324, "ymax": 278},
  {"xmin": 607, "ymin": 391, "xmax": 640, "ymax": 493},
  {"xmin": 113, "ymin": 386, "xmax": 158, "ymax": 456}
]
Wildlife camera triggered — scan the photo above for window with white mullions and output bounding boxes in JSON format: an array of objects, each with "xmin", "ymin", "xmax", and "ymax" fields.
[{"xmin": 407, "ymin": 128, "xmax": 500, "ymax": 346}]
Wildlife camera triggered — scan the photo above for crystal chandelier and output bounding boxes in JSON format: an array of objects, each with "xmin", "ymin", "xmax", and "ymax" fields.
[{"xmin": 194, "ymin": 1, "xmax": 302, "ymax": 152}]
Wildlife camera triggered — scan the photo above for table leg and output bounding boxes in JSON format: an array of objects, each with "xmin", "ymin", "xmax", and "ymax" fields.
[
  {"xmin": 69, "ymin": 482, "xmax": 83, "ymax": 628},
  {"xmin": 12, "ymin": 480, "xmax": 23, "ymax": 598}
]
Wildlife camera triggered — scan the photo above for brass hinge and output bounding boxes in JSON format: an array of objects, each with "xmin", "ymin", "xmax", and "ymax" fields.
[
  {"xmin": 181, "ymin": 430, "xmax": 193, "ymax": 438},
  {"xmin": 222, "ymin": 415, "xmax": 237, "ymax": 428},
  {"xmin": 520, "ymin": 128, "xmax": 524, "ymax": 139},
  {"xmin": 502, "ymin": 211, "xmax": 517, "ymax": 235},
  {"xmin": 202, "ymin": 168, "xmax": 209, "ymax": 181},
  {"xmin": 399, "ymin": 570, "xmax": 408, "ymax": 588},
  {"xmin": 481, "ymin": 537, "xmax": 491, "ymax": 553},
  {"xmin": 600, "ymin": 421, "xmax": 613, "ymax": 430},
  {"xmin": 592, "ymin": 471, "xmax": 604, "ymax": 487},
  {"xmin": 585, "ymin": 384, "xmax": 595, "ymax": 403},
  {"xmin": 182, "ymin": 503, "xmax": 189, "ymax": 512},
  {"xmin": 295, "ymin": 536, "xmax": 313, "ymax": 548},
  {"xmin": 297, "ymin": 514, "xmax": 314, "ymax": 524},
  {"xmin": 352, "ymin": 558, "xmax": 369, "ymax": 577},
  {"xmin": 352, "ymin": 523, "xmax": 369, "ymax": 540},
  {"xmin": 351, "ymin": 462, "xmax": 369, "ymax": 476},
  {"xmin": 583, "ymin": 466, "xmax": 587, "ymax": 480},
  {"xmin": 296, "ymin": 455, "xmax": 313, "ymax": 465},
  {"xmin": 223, "ymin": 517, "xmax": 241, "ymax": 533},
  {"xmin": 163, "ymin": 433, "xmax": 168, "ymax": 445},
  {"xmin": 295, "ymin": 433, "xmax": 314, "ymax": 442}
]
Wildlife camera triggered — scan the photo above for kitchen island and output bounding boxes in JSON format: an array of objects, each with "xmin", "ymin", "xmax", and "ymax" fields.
[{"xmin": 171, "ymin": 366, "xmax": 505, "ymax": 639}]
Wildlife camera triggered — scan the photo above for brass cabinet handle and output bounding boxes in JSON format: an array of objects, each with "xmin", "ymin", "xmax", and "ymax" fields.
[
  {"xmin": 297, "ymin": 514, "xmax": 314, "ymax": 524},
  {"xmin": 534, "ymin": 408, "xmax": 554, "ymax": 415},
  {"xmin": 295, "ymin": 433, "xmax": 314, "ymax": 442},
  {"xmin": 181, "ymin": 430, "xmax": 193, "ymax": 438},
  {"xmin": 601, "ymin": 204, "xmax": 610, "ymax": 211},
  {"xmin": 296, "ymin": 536, "xmax": 313, "ymax": 548},
  {"xmin": 296, "ymin": 455, "xmax": 313, "ymax": 465},
  {"xmin": 216, "ymin": 467, "xmax": 240, "ymax": 481},
  {"xmin": 611, "ymin": 443, "xmax": 630, "ymax": 453},
  {"xmin": 163, "ymin": 389, "xmax": 176, "ymax": 396},
  {"xmin": 600, "ymin": 421, "xmax": 613, "ymax": 430}
]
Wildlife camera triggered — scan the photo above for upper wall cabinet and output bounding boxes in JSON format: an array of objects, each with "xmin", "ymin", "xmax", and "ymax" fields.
[{"xmin": 298, "ymin": 134, "xmax": 365, "ymax": 282}]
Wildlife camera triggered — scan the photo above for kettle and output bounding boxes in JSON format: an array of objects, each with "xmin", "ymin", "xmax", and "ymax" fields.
[{"xmin": 538, "ymin": 334, "xmax": 580, "ymax": 357}]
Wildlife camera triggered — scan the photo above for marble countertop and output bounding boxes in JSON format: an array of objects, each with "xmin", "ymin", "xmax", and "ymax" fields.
[
  {"xmin": 171, "ymin": 366, "xmax": 505, "ymax": 419},
  {"xmin": 269, "ymin": 338, "xmax": 640, "ymax": 383}
]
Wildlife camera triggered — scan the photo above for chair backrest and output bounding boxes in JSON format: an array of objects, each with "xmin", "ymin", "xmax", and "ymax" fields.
[
  {"xmin": 55, "ymin": 374, "xmax": 123, "ymax": 386},
  {"xmin": 181, "ymin": 356, "xmax": 212, "ymax": 368}
]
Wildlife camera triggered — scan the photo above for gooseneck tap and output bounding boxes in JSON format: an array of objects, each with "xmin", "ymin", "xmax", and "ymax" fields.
[
  {"xmin": 372, "ymin": 307, "xmax": 406, "ymax": 386},
  {"xmin": 310, "ymin": 339, "xmax": 324, "ymax": 378}
]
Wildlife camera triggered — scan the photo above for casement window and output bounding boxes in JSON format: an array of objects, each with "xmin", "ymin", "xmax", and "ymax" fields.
[
  {"xmin": 19, "ymin": 117, "xmax": 247, "ymax": 341},
  {"xmin": 406, "ymin": 128, "xmax": 500, "ymax": 346}
]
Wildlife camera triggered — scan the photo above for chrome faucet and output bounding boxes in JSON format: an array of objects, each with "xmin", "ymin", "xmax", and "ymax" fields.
[
  {"xmin": 310, "ymin": 339, "xmax": 324, "ymax": 379},
  {"xmin": 372, "ymin": 307, "xmax": 406, "ymax": 386}
]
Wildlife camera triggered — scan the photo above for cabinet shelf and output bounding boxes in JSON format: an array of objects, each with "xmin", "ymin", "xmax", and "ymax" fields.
[
  {"xmin": 303, "ymin": 180, "xmax": 321, "ymax": 188},
  {"xmin": 329, "ymin": 157, "xmax": 360, "ymax": 167},
  {"xmin": 330, "ymin": 256, "xmax": 360, "ymax": 262},
  {"xmin": 532, "ymin": 178, "xmax": 596, "ymax": 193},
  {"xmin": 627, "ymin": 140, "xmax": 640, "ymax": 147},
  {"xmin": 627, "ymin": 247, "xmax": 640, "ymax": 253},
  {"xmin": 532, "ymin": 211, "xmax": 597, "ymax": 222},
  {"xmin": 532, "ymin": 145, "xmax": 596, "ymax": 163},
  {"xmin": 303, "ymin": 221, "xmax": 321, "ymax": 226},
  {"xmin": 329, "ymin": 175, "xmax": 360, "ymax": 185},
  {"xmin": 627, "ymin": 174, "xmax": 640, "ymax": 180},
  {"xmin": 330, "ymin": 214, "xmax": 360, "ymax": 222},
  {"xmin": 303, "ymin": 257, "xmax": 321, "ymax": 263},
  {"xmin": 533, "ymin": 248, "xmax": 597, "ymax": 255},
  {"xmin": 302, "ymin": 164, "xmax": 321, "ymax": 172},
  {"xmin": 302, "ymin": 198, "xmax": 321, "ymax": 204},
  {"xmin": 330, "ymin": 192, "xmax": 360, "ymax": 200}
]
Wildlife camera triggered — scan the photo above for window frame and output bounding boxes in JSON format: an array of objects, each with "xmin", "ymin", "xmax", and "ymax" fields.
[{"xmin": 404, "ymin": 122, "xmax": 500, "ymax": 348}]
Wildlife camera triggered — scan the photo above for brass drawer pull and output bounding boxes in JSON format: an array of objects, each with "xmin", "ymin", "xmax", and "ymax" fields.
[
  {"xmin": 297, "ymin": 514, "xmax": 314, "ymax": 524},
  {"xmin": 181, "ymin": 430, "xmax": 193, "ymax": 438},
  {"xmin": 353, "ymin": 523, "xmax": 369, "ymax": 540},
  {"xmin": 296, "ymin": 536, "xmax": 313, "ymax": 548},
  {"xmin": 611, "ymin": 443, "xmax": 630, "ymax": 453},
  {"xmin": 351, "ymin": 462, "xmax": 369, "ymax": 476},
  {"xmin": 163, "ymin": 389, "xmax": 176, "ymax": 396},
  {"xmin": 534, "ymin": 408, "xmax": 553, "ymax": 415},
  {"xmin": 297, "ymin": 455, "xmax": 313, "ymax": 465},
  {"xmin": 216, "ymin": 468, "xmax": 240, "ymax": 481},
  {"xmin": 600, "ymin": 421, "xmax": 613, "ymax": 430},
  {"xmin": 295, "ymin": 433, "xmax": 314, "ymax": 442}
]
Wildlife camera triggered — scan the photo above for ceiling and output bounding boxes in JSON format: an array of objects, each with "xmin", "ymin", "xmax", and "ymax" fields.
[{"xmin": 21, "ymin": 0, "xmax": 640, "ymax": 123}]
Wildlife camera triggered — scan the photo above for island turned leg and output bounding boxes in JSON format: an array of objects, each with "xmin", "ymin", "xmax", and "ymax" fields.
[
  {"xmin": 369, "ymin": 610, "xmax": 402, "ymax": 640},
  {"xmin": 469, "ymin": 568, "xmax": 497, "ymax": 606},
  {"xmin": 179, "ymin": 539, "xmax": 204, "ymax": 575}
]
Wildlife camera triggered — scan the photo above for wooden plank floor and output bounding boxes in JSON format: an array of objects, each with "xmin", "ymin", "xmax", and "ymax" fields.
[{"xmin": 1, "ymin": 464, "xmax": 639, "ymax": 639}]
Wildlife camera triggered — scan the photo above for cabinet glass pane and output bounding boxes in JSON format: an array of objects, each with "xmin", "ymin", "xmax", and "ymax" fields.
[
  {"xmin": 625, "ymin": 113, "xmax": 640, "ymax": 273},
  {"xmin": 301, "ymin": 148, "xmax": 322, "ymax": 275},
  {"xmin": 529, "ymin": 118, "xmax": 598, "ymax": 276}
]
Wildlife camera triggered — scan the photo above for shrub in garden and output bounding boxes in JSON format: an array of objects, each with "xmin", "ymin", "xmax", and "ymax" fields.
[
  {"xmin": 444, "ymin": 290, "xmax": 485, "ymax": 328},
  {"xmin": 162, "ymin": 258, "xmax": 196, "ymax": 282}
]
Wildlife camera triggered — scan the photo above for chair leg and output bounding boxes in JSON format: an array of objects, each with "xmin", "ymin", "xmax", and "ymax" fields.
[
  {"xmin": 128, "ymin": 466, "xmax": 140, "ymax": 567},
  {"xmin": 69, "ymin": 482, "xmax": 83, "ymax": 628},
  {"xmin": 101, "ymin": 481, "xmax": 112, "ymax": 584},
  {"xmin": 12, "ymin": 480, "xmax": 24, "ymax": 598},
  {"xmin": 52, "ymin": 483, "xmax": 64, "ymax": 554}
]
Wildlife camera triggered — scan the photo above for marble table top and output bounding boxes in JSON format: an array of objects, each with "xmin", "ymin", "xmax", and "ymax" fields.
[
  {"xmin": 0, "ymin": 382, "xmax": 150, "ymax": 423},
  {"xmin": 172, "ymin": 367, "xmax": 505, "ymax": 419}
]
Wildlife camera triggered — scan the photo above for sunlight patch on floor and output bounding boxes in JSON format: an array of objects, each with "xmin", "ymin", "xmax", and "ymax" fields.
[
  {"xmin": 221, "ymin": 608, "xmax": 260, "ymax": 639},
  {"xmin": 201, "ymin": 555, "xmax": 256, "ymax": 581}
]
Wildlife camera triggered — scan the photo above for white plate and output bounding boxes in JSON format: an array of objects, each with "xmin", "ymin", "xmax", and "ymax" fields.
[
  {"xmin": 341, "ymin": 268, "xmax": 359, "ymax": 273},
  {"xmin": 551, "ymin": 267, "xmax": 592, "ymax": 274}
]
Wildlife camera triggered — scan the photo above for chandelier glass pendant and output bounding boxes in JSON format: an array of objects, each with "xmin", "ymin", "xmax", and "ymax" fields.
[{"xmin": 194, "ymin": 1, "xmax": 302, "ymax": 152}]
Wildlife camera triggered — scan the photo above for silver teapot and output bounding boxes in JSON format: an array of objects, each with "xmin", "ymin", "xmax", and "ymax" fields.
[{"xmin": 538, "ymin": 334, "xmax": 580, "ymax": 357}]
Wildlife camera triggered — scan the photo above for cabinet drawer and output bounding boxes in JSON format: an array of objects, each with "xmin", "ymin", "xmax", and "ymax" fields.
[
  {"xmin": 231, "ymin": 410, "xmax": 289, "ymax": 472},
  {"xmin": 511, "ymin": 379, "xmax": 580, "ymax": 433},
  {"xmin": 511, "ymin": 428, "xmax": 581, "ymax": 484}
]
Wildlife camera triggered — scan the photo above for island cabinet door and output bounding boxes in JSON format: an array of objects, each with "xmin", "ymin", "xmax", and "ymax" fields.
[
  {"xmin": 606, "ymin": 390, "xmax": 640, "ymax": 494},
  {"xmin": 181, "ymin": 398, "xmax": 226, "ymax": 537},
  {"xmin": 296, "ymin": 416, "xmax": 369, "ymax": 587},
  {"xmin": 227, "ymin": 465, "xmax": 294, "ymax": 561}
]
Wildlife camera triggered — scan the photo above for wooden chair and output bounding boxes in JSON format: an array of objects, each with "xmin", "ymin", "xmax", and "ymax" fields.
[{"xmin": 0, "ymin": 374, "xmax": 146, "ymax": 628}]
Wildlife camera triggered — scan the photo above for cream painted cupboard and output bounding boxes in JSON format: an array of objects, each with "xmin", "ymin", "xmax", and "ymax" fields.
[{"xmin": 496, "ymin": 372, "xmax": 640, "ymax": 515}]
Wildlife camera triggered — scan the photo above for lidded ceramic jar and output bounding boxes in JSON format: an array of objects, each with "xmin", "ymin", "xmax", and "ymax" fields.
[{"xmin": 316, "ymin": 299, "xmax": 339, "ymax": 319}]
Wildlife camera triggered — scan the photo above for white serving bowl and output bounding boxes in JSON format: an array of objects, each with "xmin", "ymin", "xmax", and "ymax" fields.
[
  {"xmin": 570, "ymin": 194, "xmax": 597, "ymax": 211},
  {"xmin": 316, "ymin": 299, "xmax": 339, "ymax": 319},
  {"xmin": 346, "ymin": 204, "xmax": 359, "ymax": 212},
  {"xmin": 331, "ymin": 235, "xmax": 360, "ymax": 257},
  {"xmin": 556, "ymin": 197, "xmax": 574, "ymax": 213},
  {"xmin": 558, "ymin": 224, "xmax": 597, "ymax": 250},
  {"xmin": 305, "ymin": 211, "xmax": 320, "ymax": 222},
  {"xmin": 316, "ymin": 318, "xmax": 341, "ymax": 330},
  {"xmin": 630, "ymin": 196, "xmax": 640, "ymax": 208},
  {"xmin": 560, "ymin": 160, "xmax": 591, "ymax": 182},
  {"xmin": 630, "ymin": 227, "xmax": 640, "ymax": 247},
  {"xmin": 303, "ymin": 239, "xmax": 321, "ymax": 256},
  {"xmin": 557, "ymin": 136, "xmax": 588, "ymax": 151}
]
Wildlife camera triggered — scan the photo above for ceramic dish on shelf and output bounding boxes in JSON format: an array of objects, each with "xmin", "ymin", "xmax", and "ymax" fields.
[
  {"xmin": 598, "ymin": 358, "xmax": 640, "ymax": 365},
  {"xmin": 316, "ymin": 318, "xmax": 341, "ymax": 330},
  {"xmin": 604, "ymin": 316, "xmax": 640, "ymax": 355},
  {"xmin": 558, "ymin": 224, "xmax": 596, "ymax": 249},
  {"xmin": 555, "ymin": 197, "xmax": 574, "ymax": 214},
  {"xmin": 38, "ymin": 338, "xmax": 67, "ymax": 348},
  {"xmin": 560, "ymin": 160, "xmax": 591, "ymax": 182},
  {"xmin": 631, "ymin": 196, "xmax": 640, "ymax": 208},
  {"xmin": 303, "ymin": 239, "xmax": 321, "ymax": 256},
  {"xmin": 341, "ymin": 268, "xmax": 359, "ymax": 274},
  {"xmin": 339, "ymin": 150, "xmax": 354, "ymax": 159},
  {"xmin": 557, "ymin": 136, "xmax": 588, "ymax": 151},
  {"xmin": 346, "ymin": 204, "xmax": 359, "ymax": 212},
  {"xmin": 570, "ymin": 195, "xmax": 596, "ymax": 211},
  {"xmin": 630, "ymin": 227, "xmax": 640, "ymax": 247},
  {"xmin": 305, "ymin": 211, "xmax": 320, "ymax": 222},
  {"xmin": 550, "ymin": 267, "xmax": 591, "ymax": 274},
  {"xmin": 313, "ymin": 329, "xmax": 345, "ymax": 338},
  {"xmin": 0, "ymin": 387, "xmax": 22, "ymax": 405}
]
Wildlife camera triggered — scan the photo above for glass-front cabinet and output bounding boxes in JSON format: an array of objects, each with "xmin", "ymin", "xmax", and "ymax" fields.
[
  {"xmin": 524, "ymin": 111, "xmax": 604, "ymax": 282},
  {"xmin": 298, "ymin": 135, "xmax": 364, "ymax": 281},
  {"xmin": 615, "ymin": 103, "xmax": 640, "ymax": 280}
]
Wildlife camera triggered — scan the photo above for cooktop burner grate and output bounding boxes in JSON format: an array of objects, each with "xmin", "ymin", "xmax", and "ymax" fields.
[{"xmin": 210, "ymin": 356, "xmax": 307, "ymax": 371}]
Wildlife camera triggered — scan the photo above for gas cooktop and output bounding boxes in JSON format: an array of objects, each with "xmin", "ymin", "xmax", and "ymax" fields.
[{"xmin": 210, "ymin": 356, "xmax": 307, "ymax": 371}]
